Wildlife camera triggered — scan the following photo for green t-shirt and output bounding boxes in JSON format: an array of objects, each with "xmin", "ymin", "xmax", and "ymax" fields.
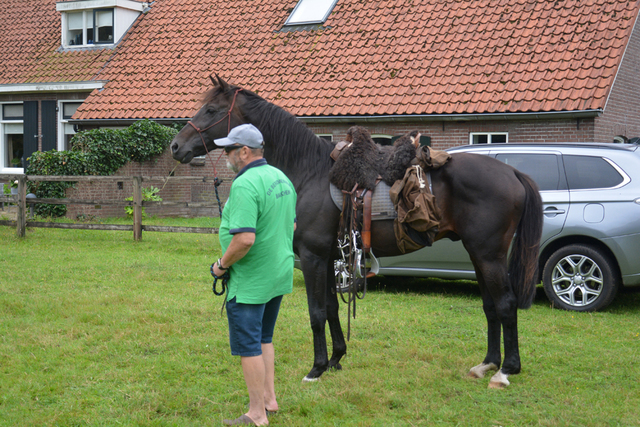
[{"xmin": 219, "ymin": 159, "xmax": 297, "ymax": 304}]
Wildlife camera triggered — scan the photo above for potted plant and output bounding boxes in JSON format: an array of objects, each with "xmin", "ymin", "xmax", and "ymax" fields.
[{"xmin": 10, "ymin": 180, "xmax": 18, "ymax": 195}]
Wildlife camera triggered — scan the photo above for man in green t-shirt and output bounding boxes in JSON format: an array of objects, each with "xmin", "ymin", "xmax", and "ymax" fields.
[{"xmin": 211, "ymin": 124, "xmax": 296, "ymax": 427}]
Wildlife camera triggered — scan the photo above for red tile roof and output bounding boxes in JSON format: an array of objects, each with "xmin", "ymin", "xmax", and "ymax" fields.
[
  {"xmin": 0, "ymin": 1, "xmax": 113, "ymax": 83},
  {"xmin": 1, "ymin": 0, "xmax": 639, "ymax": 120}
]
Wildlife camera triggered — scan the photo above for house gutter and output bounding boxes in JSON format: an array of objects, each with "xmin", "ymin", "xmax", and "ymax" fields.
[
  {"xmin": 0, "ymin": 81, "xmax": 106, "ymax": 93},
  {"xmin": 69, "ymin": 109, "xmax": 602, "ymax": 127},
  {"xmin": 298, "ymin": 109, "xmax": 603, "ymax": 124}
]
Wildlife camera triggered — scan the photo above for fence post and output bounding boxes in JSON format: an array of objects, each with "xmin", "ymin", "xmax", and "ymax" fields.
[
  {"xmin": 133, "ymin": 176, "xmax": 142, "ymax": 241},
  {"xmin": 16, "ymin": 175, "xmax": 26, "ymax": 238}
]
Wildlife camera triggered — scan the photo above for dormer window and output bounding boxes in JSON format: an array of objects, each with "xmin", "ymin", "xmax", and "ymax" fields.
[
  {"xmin": 66, "ymin": 9, "xmax": 113, "ymax": 45},
  {"xmin": 284, "ymin": 0, "xmax": 338, "ymax": 26},
  {"xmin": 57, "ymin": 0, "xmax": 147, "ymax": 48}
]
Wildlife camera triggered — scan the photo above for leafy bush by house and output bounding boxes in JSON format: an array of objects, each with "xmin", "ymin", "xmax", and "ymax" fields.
[
  {"xmin": 124, "ymin": 186, "xmax": 162, "ymax": 218},
  {"xmin": 26, "ymin": 120, "xmax": 178, "ymax": 217}
]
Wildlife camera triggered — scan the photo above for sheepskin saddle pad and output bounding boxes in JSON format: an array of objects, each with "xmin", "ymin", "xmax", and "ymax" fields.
[{"xmin": 329, "ymin": 180, "xmax": 397, "ymax": 221}]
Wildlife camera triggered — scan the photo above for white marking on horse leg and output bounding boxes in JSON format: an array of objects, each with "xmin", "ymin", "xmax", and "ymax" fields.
[
  {"xmin": 467, "ymin": 362, "xmax": 499, "ymax": 379},
  {"xmin": 302, "ymin": 376, "xmax": 319, "ymax": 383},
  {"xmin": 488, "ymin": 370, "xmax": 510, "ymax": 389}
]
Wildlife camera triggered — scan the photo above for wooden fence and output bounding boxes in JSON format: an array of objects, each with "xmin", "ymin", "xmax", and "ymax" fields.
[{"xmin": 0, "ymin": 174, "xmax": 219, "ymax": 240}]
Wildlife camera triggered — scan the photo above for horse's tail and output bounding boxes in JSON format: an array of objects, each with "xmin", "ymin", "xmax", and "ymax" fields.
[{"xmin": 509, "ymin": 170, "xmax": 543, "ymax": 309}]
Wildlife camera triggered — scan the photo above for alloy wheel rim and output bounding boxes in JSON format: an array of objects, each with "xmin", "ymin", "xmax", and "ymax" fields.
[{"xmin": 551, "ymin": 254, "xmax": 603, "ymax": 307}]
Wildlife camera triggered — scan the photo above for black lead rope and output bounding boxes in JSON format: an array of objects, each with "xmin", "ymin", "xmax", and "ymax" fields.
[
  {"xmin": 213, "ymin": 176, "xmax": 224, "ymax": 217},
  {"xmin": 211, "ymin": 263, "xmax": 230, "ymax": 314}
]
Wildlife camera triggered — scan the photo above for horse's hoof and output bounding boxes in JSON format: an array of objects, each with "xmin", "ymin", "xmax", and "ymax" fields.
[
  {"xmin": 328, "ymin": 363, "xmax": 342, "ymax": 371},
  {"xmin": 468, "ymin": 363, "xmax": 498, "ymax": 379},
  {"xmin": 302, "ymin": 376, "xmax": 319, "ymax": 383},
  {"xmin": 488, "ymin": 370, "xmax": 510, "ymax": 389}
]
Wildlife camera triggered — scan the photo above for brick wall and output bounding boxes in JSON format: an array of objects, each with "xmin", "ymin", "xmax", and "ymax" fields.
[
  {"xmin": 307, "ymin": 116, "xmax": 596, "ymax": 150},
  {"xmin": 65, "ymin": 148, "xmax": 235, "ymax": 219},
  {"xmin": 594, "ymin": 19, "xmax": 640, "ymax": 142}
]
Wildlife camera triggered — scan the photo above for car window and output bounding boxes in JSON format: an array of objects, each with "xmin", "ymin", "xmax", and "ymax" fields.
[
  {"xmin": 495, "ymin": 153, "xmax": 562, "ymax": 191},
  {"xmin": 563, "ymin": 155, "xmax": 623, "ymax": 190}
]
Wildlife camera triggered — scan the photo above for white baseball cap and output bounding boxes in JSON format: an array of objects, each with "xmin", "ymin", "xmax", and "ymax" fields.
[{"xmin": 214, "ymin": 124, "xmax": 264, "ymax": 148}]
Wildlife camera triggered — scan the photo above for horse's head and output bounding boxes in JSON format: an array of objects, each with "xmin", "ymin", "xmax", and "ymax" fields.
[{"xmin": 170, "ymin": 75, "xmax": 246, "ymax": 163}]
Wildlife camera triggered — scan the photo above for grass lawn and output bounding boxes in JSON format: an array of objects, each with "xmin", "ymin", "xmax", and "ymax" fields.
[{"xmin": 1, "ymin": 221, "xmax": 639, "ymax": 426}]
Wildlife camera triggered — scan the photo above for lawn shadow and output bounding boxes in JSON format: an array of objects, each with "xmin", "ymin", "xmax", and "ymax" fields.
[
  {"xmin": 369, "ymin": 276, "xmax": 555, "ymax": 307},
  {"xmin": 609, "ymin": 286, "xmax": 640, "ymax": 312},
  {"xmin": 368, "ymin": 275, "xmax": 482, "ymax": 298},
  {"xmin": 356, "ymin": 274, "xmax": 639, "ymax": 314},
  {"xmin": 532, "ymin": 285, "xmax": 550, "ymax": 306}
]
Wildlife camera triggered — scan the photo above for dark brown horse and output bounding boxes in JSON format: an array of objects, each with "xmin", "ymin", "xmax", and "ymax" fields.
[{"xmin": 170, "ymin": 76, "xmax": 543, "ymax": 388}]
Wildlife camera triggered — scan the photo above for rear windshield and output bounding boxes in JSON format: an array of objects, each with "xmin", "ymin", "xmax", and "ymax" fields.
[
  {"xmin": 563, "ymin": 155, "xmax": 623, "ymax": 190},
  {"xmin": 495, "ymin": 153, "xmax": 562, "ymax": 191}
]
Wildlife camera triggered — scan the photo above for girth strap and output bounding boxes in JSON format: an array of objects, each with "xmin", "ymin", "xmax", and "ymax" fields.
[{"xmin": 361, "ymin": 187, "xmax": 372, "ymax": 253}]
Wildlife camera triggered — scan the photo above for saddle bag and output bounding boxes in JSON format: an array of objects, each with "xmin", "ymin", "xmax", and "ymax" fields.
[{"xmin": 389, "ymin": 164, "xmax": 440, "ymax": 254}]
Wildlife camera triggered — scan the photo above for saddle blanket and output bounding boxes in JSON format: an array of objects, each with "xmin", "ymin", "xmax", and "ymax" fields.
[{"xmin": 329, "ymin": 181, "xmax": 397, "ymax": 221}]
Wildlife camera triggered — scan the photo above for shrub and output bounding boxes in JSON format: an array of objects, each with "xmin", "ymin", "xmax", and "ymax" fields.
[
  {"xmin": 26, "ymin": 120, "xmax": 177, "ymax": 217},
  {"xmin": 124, "ymin": 186, "xmax": 162, "ymax": 218},
  {"xmin": 71, "ymin": 128, "xmax": 127, "ymax": 176},
  {"xmin": 123, "ymin": 120, "xmax": 179, "ymax": 163}
]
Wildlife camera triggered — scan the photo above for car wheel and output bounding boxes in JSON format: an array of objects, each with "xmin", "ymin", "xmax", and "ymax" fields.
[{"xmin": 542, "ymin": 244, "xmax": 619, "ymax": 312}]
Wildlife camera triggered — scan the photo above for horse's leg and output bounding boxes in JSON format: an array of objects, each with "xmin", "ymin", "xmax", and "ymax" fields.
[
  {"xmin": 326, "ymin": 261, "xmax": 346, "ymax": 371},
  {"xmin": 468, "ymin": 293, "xmax": 500, "ymax": 379},
  {"xmin": 472, "ymin": 259, "xmax": 520, "ymax": 389},
  {"xmin": 467, "ymin": 264, "xmax": 501, "ymax": 379},
  {"xmin": 299, "ymin": 249, "xmax": 332, "ymax": 382},
  {"xmin": 490, "ymin": 293, "xmax": 521, "ymax": 389}
]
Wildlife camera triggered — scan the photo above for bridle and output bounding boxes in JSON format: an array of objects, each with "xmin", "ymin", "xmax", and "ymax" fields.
[
  {"xmin": 187, "ymin": 88, "xmax": 243, "ymax": 153},
  {"xmin": 185, "ymin": 87, "xmax": 243, "ymax": 218}
]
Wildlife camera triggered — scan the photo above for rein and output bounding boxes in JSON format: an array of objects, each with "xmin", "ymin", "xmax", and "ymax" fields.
[
  {"xmin": 336, "ymin": 184, "xmax": 371, "ymax": 341},
  {"xmin": 187, "ymin": 88, "xmax": 243, "ymax": 217}
]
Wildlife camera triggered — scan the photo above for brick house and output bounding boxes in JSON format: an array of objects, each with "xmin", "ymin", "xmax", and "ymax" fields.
[{"xmin": 1, "ymin": 0, "xmax": 639, "ymax": 217}]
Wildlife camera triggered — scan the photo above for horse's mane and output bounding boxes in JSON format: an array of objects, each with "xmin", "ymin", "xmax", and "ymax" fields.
[{"xmin": 217, "ymin": 85, "xmax": 335, "ymax": 177}]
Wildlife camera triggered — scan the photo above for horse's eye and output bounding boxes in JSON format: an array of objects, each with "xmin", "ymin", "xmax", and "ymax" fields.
[{"xmin": 206, "ymin": 108, "xmax": 216, "ymax": 115}]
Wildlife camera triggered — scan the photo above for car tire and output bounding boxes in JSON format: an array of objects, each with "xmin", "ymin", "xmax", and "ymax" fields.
[{"xmin": 542, "ymin": 244, "xmax": 619, "ymax": 312}]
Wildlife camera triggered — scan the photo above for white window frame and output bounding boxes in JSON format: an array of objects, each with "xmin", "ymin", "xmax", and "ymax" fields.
[
  {"xmin": 62, "ymin": 8, "xmax": 114, "ymax": 47},
  {"xmin": 371, "ymin": 134, "xmax": 393, "ymax": 146},
  {"xmin": 58, "ymin": 100, "xmax": 84, "ymax": 151},
  {"xmin": 57, "ymin": 0, "xmax": 146, "ymax": 48},
  {"xmin": 469, "ymin": 132, "xmax": 508, "ymax": 144},
  {"xmin": 316, "ymin": 134, "xmax": 333, "ymax": 142},
  {"xmin": 285, "ymin": 0, "xmax": 339, "ymax": 25},
  {"xmin": 1, "ymin": 102, "xmax": 25, "ymax": 173}
]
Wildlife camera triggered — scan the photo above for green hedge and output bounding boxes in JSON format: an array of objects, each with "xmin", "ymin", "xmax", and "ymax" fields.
[{"xmin": 26, "ymin": 120, "xmax": 179, "ymax": 217}]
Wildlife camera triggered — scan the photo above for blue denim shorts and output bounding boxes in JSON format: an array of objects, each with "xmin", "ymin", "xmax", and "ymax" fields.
[{"xmin": 226, "ymin": 295, "xmax": 283, "ymax": 357}]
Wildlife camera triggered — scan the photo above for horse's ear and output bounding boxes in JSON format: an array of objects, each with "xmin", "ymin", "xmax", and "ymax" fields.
[
  {"xmin": 209, "ymin": 75, "xmax": 217, "ymax": 87},
  {"xmin": 215, "ymin": 74, "xmax": 229, "ymax": 91}
]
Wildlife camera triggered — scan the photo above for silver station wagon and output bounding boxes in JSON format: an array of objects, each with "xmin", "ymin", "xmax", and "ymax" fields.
[{"xmin": 377, "ymin": 143, "xmax": 640, "ymax": 312}]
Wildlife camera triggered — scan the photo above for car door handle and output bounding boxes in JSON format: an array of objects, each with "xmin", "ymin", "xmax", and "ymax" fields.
[{"xmin": 544, "ymin": 207, "xmax": 566, "ymax": 216}]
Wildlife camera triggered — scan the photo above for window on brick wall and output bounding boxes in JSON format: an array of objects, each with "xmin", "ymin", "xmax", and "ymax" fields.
[
  {"xmin": 470, "ymin": 132, "xmax": 508, "ymax": 144},
  {"xmin": 372, "ymin": 134, "xmax": 393, "ymax": 145},
  {"xmin": 59, "ymin": 101, "xmax": 83, "ymax": 151},
  {"xmin": 1, "ymin": 103, "xmax": 24, "ymax": 170}
]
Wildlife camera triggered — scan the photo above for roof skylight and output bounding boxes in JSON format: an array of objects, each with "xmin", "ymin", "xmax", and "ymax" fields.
[{"xmin": 285, "ymin": 0, "xmax": 338, "ymax": 25}]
